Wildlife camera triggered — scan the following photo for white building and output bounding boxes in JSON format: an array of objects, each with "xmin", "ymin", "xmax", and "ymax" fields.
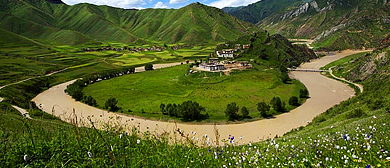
[{"xmin": 216, "ymin": 49, "xmax": 234, "ymax": 58}]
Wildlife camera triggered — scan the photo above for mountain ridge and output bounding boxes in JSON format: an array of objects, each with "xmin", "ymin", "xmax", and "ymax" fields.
[
  {"xmin": 224, "ymin": 0, "xmax": 390, "ymax": 50},
  {"xmin": 0, "ymin": 0, "xmax": 261, "ymax": 45}
]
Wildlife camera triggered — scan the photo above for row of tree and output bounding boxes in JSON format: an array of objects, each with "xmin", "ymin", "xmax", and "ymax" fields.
[
  {"xmin": 226, "ymin": 94, "xmax": 307, "ymax": 120},
  {"xmin": 224, "ymin": 102, "xmax": 250, "ymax": 121},
  {"xmin": 160, "ymin": 101, "xmax": 207, "ymax": 121}
]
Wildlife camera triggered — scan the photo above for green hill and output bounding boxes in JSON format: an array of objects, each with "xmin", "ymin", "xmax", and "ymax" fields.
[
  {"xmin": 0, "ymin": 0, "xmax": 261, "ymax": 45},
  {"xmin": 224, "ymin": 0, "xmax": 390, "ymax": 50}
]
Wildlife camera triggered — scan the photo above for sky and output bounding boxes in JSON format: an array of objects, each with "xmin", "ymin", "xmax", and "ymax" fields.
[{"xmin": 61, "ymin": 0, "xmax": 260, "ymax": 9}]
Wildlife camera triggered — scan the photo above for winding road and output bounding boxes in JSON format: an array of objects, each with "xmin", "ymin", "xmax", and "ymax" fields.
[{"xmin": 32, "ymin": 50, "xmax": 367, "ymax": 145}]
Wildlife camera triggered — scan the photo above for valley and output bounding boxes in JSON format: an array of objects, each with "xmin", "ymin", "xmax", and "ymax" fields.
[{"xmin": 0, "ymin": 0, "xmax": 389, "ymax": 167}]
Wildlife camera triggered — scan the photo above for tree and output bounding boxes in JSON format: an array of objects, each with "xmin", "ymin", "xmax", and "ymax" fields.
[
  {"xmin": 160, "ymin": 103, "xmax": 167, "ymax": 115},
  {"xmin": 145, "ymin": 64, "xmax": 153, "ymax": 71},
  {"xmin": 104, "ymin": 98, "xmax": 118, "ymax": 112},
  {"xmin": 257, "ymin": 101, "xmax": 270, "ymax": 118},
  {"xmin": 270, "ymin": 97, "xmax": 285, "ymax": 112},
  {"xmin": 289, "ymin": 96, "xmax": 299, "ymax": 106},
  {"xmin": 83, "ymin": 95, "xmax": 97, "ymax": 106},
  {"xmin": 281, "ymin": 72, "xmax": 290, "ymax": 84},
  {"xmin": 225, "ymin": 102, "xmax": 239, "ymax": 121},
  {"xmin": 241, "ymin": 106, "xmax": 249, "ymax": 118},
  {"xmin": 279, "ymin": 65, "xmax": 290, "ymax": 83},
  {"xmin": 299, "ymin": 89, "xmax": 309, "ymax": 98},
  {"xmin": 179, "ymin": 101, "xmax": 205, "ymax": 121}
]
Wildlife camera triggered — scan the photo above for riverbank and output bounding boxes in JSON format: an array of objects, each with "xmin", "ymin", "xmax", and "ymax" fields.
[{"xmin": 32, "ymin": 50, "xmax": 367, "ymax": 145}]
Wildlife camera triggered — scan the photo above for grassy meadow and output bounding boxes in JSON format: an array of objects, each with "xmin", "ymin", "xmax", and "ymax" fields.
[
  {"xmin": 2, "ymin": 47, "xmax": 389, "ymax": 167},
  {"xmin": 83, "ymin": 64, "xmax": 306, "ymax": 122}
]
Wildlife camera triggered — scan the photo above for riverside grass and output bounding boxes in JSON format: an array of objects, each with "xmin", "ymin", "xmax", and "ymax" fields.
[
  {"xmin": 83, "ymin": 64, "xmax": 306, "ymax": 122},
  {"xmin": 1, "ymin": 97, "xmax": 389, "ymax": 167},
  {"xmin": 2, "ymin": 47, "xmax": 389, "ymax": 167}
]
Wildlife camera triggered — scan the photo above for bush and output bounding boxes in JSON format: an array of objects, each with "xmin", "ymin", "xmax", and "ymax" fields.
[
  {"xmin": 104, "ymin": 98, "xmax": 118, "ymax": 112},
  {"xmin": 161, "ymin": 101, "xmax": 207, "ymax": 121},
  {"xmin": 180, "ymin": 101, "xmax": 205, "ymax": 121},
  {"xmin": 82, "ymin": 95, "xmax": 97, "ymax": 106},
  {"xmin": 346, "ymin": 108, "xmax": 366, "ymax": 119},
  {"xmin": 241, "ymin": 106, "xmax": 249, "ymax": 118},
  {"xmin": 225, "ymin": 102, "xmax": 239, "ymax": 121},
  {"xmin": 145, "ymin": 64, "xmax": 154, "ymax": 71},
  {"xmin": 270, "ymin": 97, "xmax": 285, "ymax": 112},
  {"xmin": 257, "ymin": 101, "xmax": 270, "ymax": 118},
  {"xmin": 29, "ymin": 109, "xmax": 57, "ymax": 120},
  {"xmin": 367, "ymin": 99, "xmax": 384, "ymax": 110},
  {"xmin": 288, "ymin": 96, "xmax": 299, "ymax": 106},
  {"xmin": 299, "ymin": 89, "xmax": 309, "ymax": 98}
]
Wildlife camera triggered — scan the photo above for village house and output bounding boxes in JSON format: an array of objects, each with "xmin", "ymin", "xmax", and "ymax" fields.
[
  {"xmin": 199, "ymin": 62, "xmax": 225, "ymax": 71},
  {"xmin": 243, "ymin": 44, "xmax": 251, "ymax": 49},
  {"xmin": 209, "ymin": 57, "xmax": 219, "ymax": 63},
  {"xmin": 216, "ymin": 49, "xmax": 234, "ymax": 58}
]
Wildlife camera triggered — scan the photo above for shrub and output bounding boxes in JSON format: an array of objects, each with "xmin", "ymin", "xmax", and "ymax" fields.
[
  {"xmin": 367, "ymin": 99, "xmax": 384, "ymax": 110},
  {"xmin": 104, "ymin": 98, "xmax": 118, "ymax": 112},
  {"xmin": 299, "ymin": 89, "xmax": 309, "ymax": 98},
  {"xmin": 145, "ymin": 64, "xmax": 154, "ymax": 71},
  {"xmin": 179, "ymin": 101, "xmax": 205, "ymax": 121},
  {"xmin": 346, "ymin": 108, "xmax": 366, "ymax": 119},
  {"xmin": 257, "ymin": 101, "xmax": 270, "ymax": 118},
  {"xmin": 270, "ymin": 97, "xmax": 285, "ymax": 112},
  {"xmin": 288, "ymin": 96, "xmax": 299, "ymax": 106},
  {"xmin": 241, "ymin": 106, "xmax": 249, "ymax": 118},
  {"xmin": 225, "ymin": 102, "xmax": 239, "ymax": 121}
]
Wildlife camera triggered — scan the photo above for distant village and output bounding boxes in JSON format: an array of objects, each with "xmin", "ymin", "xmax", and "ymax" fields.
[
  {"xmin": 197, "ymin": 43, "xmax": 252, "ymax": 73},
  {"xmin": 81, "ymin": 44, "xmax": 198, "ymax": 53},
  {"xmin": 80, "ymin": 42, "xmax": 253, "ymax": 73},
  {"xmin": 81, "ymin": 45, "xmax": 167, "ymax": 53}
]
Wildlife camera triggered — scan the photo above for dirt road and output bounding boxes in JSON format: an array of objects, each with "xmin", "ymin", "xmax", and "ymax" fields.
[{"xmin": 32, "ymin": 51, "xmax": 366, "ymax": 145}]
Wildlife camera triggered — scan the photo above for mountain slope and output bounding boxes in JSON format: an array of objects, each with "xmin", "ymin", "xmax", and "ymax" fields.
[
  {"xmin": 0, "ymin": 0, "xmax": 261, "ymax": 45},
  {"xmin": 224, "ymin": 0, "xmax": 390, "ymax": 50}
]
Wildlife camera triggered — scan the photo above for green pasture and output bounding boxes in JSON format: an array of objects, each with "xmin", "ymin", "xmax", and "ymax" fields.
[{"xmin": 84, "ymin": 65, "xmax": 305, "ymax": 122}]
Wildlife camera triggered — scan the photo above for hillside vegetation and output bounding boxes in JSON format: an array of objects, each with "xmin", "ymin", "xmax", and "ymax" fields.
[
  {"xmin": 0, "ymin": 0, "xmax": 260, "ymax": 45},
  {"xmin": 224, "ymin": 0, "xmax": 390, "ymax": 50},
  {"xmin": 1, "ymin": 46, "xmax": 389, "ymax": 166}
]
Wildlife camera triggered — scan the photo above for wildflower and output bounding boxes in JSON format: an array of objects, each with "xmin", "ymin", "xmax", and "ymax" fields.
[
  {"xmin": 23, "ymin": 155, "xmax": 28, "ymax": 161},
  {"xmin": 275, "ymin": 144, "xmax": 279, "ymax": 149},
  {"xmin": 366, "ymin": 165, "xmax": 371, "ymax": 168},
  {"xmin": 137, "ymin": 139, "xmax": 140, "ymax": 144},
  {"xmin": 373, "ymin": 115, "xmax": 377, "ymax": 119},
  {"xmin": 345, "ymin": 160, "xmax": 348, "ymax": 164},
  {"xmin": 87, "ymin": 151, "xmax": 93, "ymax": 158},
  {"xmin": 386, "ymin": 157, "xmax": 390, "ymax": 160},
  {"xmin": 119, "ymin": 134, "xmax": 123, "ymax": 139}
]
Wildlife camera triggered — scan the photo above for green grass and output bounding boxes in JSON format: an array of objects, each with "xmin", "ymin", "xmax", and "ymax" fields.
[
  {"xmin": 321, "ymin": 52, "xmax": 369, "ymax": 78},
  {"xmin": 83, "ymin": 64, "xmax": 306, "ymax": 122}
]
